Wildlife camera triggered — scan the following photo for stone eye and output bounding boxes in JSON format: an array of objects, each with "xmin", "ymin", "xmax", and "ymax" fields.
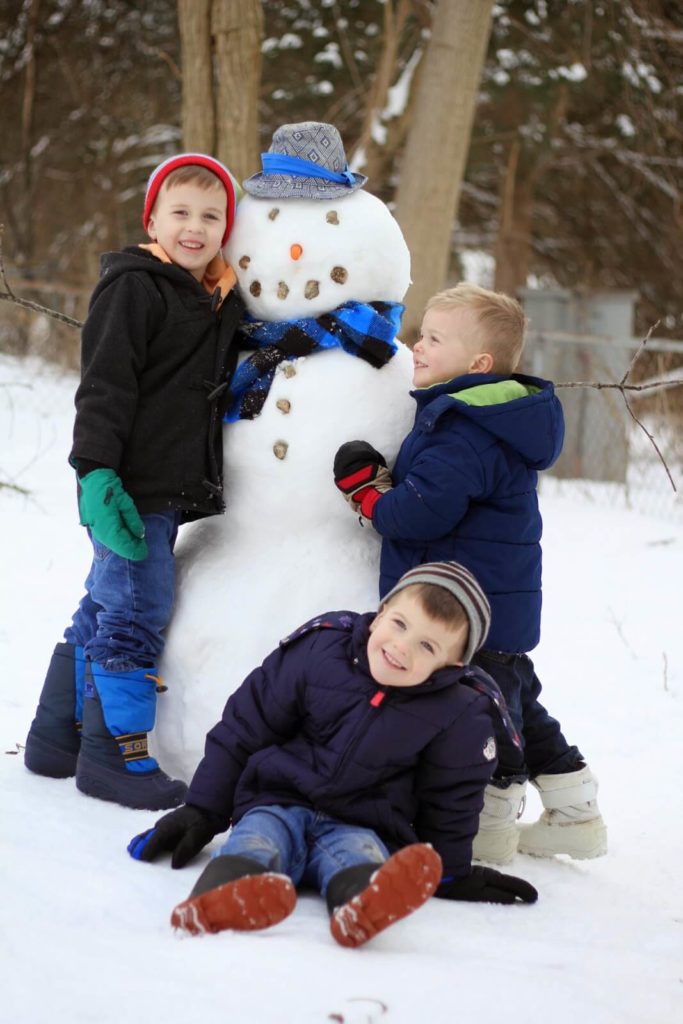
[{"xmin": 239, "ymin": 255, "xmax": 250, "ymax": 269}]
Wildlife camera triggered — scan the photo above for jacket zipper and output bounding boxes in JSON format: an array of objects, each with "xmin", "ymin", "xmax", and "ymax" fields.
[{"xmin": 327, "ymin": 682, "xmax": 388, "ymax": 784}]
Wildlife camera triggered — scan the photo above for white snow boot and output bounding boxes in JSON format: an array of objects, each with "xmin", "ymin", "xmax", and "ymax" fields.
[
  {"xmin": 471, "ymin": 781, "xmax": 527, "ymax": 864},
  {"xmin": 518, "ymin": 765, "xmax": 607, "ymax": 859}
]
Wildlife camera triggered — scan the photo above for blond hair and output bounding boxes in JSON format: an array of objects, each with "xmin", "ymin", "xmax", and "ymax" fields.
[{"xmin": 425, "ymin": 282, "xmax": 528, "ymax": 373}]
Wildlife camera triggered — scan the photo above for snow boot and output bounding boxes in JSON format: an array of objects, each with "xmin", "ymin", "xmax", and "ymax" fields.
[
  {"xmin": 75, "ymin": 663, "xmax": 187, "ymax": 811},
  {"xmin": 327, "ymin": 843, "xmax": 442, "ymax": 949},
  {"xmin": 171, "ymin": 855, "xmax": 297, "ymax": 936},
  {"xmin": 471, "ymin": 781, "xmax": 527, "ymax": 864},
  {"xmin": 24, "ymin": 642, "xmax": 86, "ymax": 778},
  {"xmin": 518, "ymin": 765, "xmax": 607, "ymax": 859}
]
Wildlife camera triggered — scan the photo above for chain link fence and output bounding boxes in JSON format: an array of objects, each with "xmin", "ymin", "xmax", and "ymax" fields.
[{"xmin": 521, "ymin": 330, "xmax": 682, "ymax": 523}]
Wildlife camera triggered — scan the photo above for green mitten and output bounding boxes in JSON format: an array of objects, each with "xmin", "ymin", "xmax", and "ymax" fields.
[{"xmin": 78, "ymin": 468, "xmax": 148, "ymax": 561}]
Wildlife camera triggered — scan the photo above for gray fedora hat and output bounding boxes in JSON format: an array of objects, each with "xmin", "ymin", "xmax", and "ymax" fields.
[{"xmin": 243, "ymin": 121, "xmax": 367, "ymax": 200}]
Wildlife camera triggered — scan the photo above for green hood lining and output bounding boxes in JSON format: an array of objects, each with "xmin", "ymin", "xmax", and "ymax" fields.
[{"xmin": 450, "ymin": 380, "xmax": 541, "ymax": 407}]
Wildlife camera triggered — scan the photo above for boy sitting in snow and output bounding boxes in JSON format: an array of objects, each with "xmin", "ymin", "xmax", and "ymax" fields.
[
  {"xmin": 128, "ymin": 561, "xmax": 537, "ymax": 948},
  {"xmin": 333, "ymin": 283, "xmax": 607, "ymax": 864},
  {"xmin": 24, "ymin": 154, "xmax": 245, "ymax": 812}
]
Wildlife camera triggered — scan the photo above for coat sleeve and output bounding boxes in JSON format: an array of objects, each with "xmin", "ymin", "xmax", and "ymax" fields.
[
  {"xmin": 184, "ymin": 641, "xmax": 309, "ymax": 819},
  {"xmin": 71, "ymin": 272, "xmax": 165, "ymax": 470},
  {"xmin": 371, "ymin": 426, "xmax": 487, "ymax": 541},
  {"xmin": 413, "ymin": 693, "xmax": 497, "ymax": 879}
]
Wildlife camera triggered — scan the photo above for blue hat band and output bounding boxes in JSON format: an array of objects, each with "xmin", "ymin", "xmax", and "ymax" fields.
[{"xmin": 261, "ymin": 152, "xmax": 356, "ymax": 187}]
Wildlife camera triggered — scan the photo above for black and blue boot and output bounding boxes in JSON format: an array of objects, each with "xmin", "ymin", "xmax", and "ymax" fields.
[
  {"xmin": 75, "ymin": 663, "xmax": 187, "ymax": 811},
  {"xmin": 24, "ymin": 642, "xmax": 86, "ymax": 778}
]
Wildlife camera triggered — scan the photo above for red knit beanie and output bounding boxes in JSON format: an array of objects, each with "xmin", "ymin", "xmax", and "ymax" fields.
[{"xmin": 142, "ymin": 153, "xmax": 241, "ymax": 246}]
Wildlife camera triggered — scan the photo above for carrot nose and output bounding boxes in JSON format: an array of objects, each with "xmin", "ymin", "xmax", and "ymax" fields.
[{"xmin": 290, "ymin": 243, "xmax": 303, "ymax": 261}]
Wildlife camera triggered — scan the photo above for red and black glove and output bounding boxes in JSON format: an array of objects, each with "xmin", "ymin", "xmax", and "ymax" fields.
[{"xmin": 333, "ymin": 440, "xmax": 393, "ymax": 521}]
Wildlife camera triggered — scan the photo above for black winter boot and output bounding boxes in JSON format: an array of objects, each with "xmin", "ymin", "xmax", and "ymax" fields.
[
  {"xmin": 171, "ymin": 855, "xmax": 297, "ymax": 936},
  {"xmin": 24, "ymin": 643, "xmax": 85, "ymax": 778},
  {"xmin": 328, "ymin": 844, "xmax": 443, "ymax": 948},
  {"xmin": 75, "ymin": 663, "xmax": 187, "ymax": 811}
]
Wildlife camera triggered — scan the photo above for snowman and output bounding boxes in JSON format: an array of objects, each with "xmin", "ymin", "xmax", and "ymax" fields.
[{"xmin": 156, "ymin": 123, "xmax": 415, "ymax": 778}]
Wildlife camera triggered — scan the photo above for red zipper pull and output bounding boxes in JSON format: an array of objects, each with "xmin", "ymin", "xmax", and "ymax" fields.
[{"xmin": 370, "ymin": 690, "xmax": 385, "ymax": 707}]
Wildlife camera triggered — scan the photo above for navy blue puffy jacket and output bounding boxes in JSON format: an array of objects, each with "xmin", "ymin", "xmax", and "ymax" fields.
[
  {"xmin": 373, "ymin": 373, "xmax": 564, "ymax": 653},
  {"xmin": 186, "ymin": 612, "xmax": 504, "ymax": 879}
]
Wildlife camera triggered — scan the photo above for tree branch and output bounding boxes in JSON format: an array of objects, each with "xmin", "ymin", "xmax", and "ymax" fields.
[
  {"xmin": 555, "ymin": 323, "xmax": 679, "ymax": 492},
  {"xmin": 0, "ymin": 224, "xmax": 84, "ymax": 328},
  {"xmin": 0, "ymin": 291, "xmax": 84, "ymax": 329}
]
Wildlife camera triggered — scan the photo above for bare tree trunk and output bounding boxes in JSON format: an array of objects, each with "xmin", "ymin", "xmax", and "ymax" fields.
[
  {"xmin": 212, "ymin": 0, "xmax": 263, "ymax": 182},
  {"xmin": 352, "ymin": 0, "xmax": 412, "ymax": 170},
  {"xmin": 394, "ymin": 0, "xmax": 494, "ymax": 341},
  {"xmin": 492, "ymin": 85, "xmax": 568, "ymax": 296},
  {"xmin": 493, "ymin": 141, "xmax": 535, "ymax": 295},
  {"xmin": 15, "ymin": 0, "xmax": 41, "ymax": 267},
  {"xmin": 178, "ymin": 0, "xmax": 216, "ymax": 154}
]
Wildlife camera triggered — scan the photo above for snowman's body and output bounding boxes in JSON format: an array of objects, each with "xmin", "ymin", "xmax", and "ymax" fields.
[{"xmin": 155, "ymin": 191, "xmax": 415, "ymax": 778}]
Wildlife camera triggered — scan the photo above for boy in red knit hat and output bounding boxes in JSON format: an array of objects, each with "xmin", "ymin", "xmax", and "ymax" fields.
[{"xmin": 24, "ymin": 153, "xmax": 244, "ymax": 812}]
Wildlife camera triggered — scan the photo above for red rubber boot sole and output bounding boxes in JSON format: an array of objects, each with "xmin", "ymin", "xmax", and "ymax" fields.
[
  {"xmin": 330, "ymin": 843, "xmax": 443, "ymax": 948},
  {"xmin": 171, "ymin": 872, "xmax": 296, "ymax": 936}
]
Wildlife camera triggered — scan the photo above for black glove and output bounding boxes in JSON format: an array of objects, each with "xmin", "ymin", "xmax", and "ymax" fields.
[
  {"xmin": 333, "ymin": 441, "xmax": 392, "ymax": 521},
  {"xmin": 127, "ymin": 804, "xmax": 227, "ymax": 869},
  {"xmin": 436, "ymin": 866, "xmax": 538, "ymax": 905}
]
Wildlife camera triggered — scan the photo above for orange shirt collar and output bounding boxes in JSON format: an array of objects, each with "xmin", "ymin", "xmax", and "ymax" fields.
[{"xmin": 138, "ymin": 243, "xmax": 236, "ymax": 309}]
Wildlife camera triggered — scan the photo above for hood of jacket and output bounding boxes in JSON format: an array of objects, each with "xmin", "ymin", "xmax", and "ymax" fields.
[
  {"xmin": 411, "ymin": 371, "xmax": 564, "ymax": 471},
  {"xmin": 92, "ymin": 245, "xmax": 211, "ymax": 304}
]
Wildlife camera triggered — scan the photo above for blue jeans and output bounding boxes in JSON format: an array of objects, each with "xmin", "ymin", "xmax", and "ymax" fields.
[
  {"xmin": 64, "ymin": 511, "xmax": 179, "ymax": 671},
  {"xmin": 215, "ymin": 805, "xmax": 390, "ymax": 898},
  {"xmin": 472, "ymin": 650, "xmax": 584, "ymax": 783}
]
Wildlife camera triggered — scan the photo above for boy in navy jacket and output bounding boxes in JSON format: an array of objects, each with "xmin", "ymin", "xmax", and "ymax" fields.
[
  {"xmin": 24, "ymin": 154, "xmax": 244, "ymax": 812},
  {"xmin": 129, "ymin": 562, "xmax": 537, "ymax": 948},
  {"xmin": 334, "ymin": 283, "xmax": 607, "ymax": 864}
]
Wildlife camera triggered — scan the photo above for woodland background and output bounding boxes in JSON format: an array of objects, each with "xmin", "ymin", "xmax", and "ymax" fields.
[{"xmin": 1, "ymin": 0, "xmax": 682, "ymax": 375}]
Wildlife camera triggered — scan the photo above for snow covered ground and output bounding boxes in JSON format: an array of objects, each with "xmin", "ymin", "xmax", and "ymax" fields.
[{"xmin": 2, "ymin": 353, "xmax": 682, "ymax": 1024}]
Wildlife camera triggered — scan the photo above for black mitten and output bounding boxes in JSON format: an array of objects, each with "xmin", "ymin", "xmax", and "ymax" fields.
[
  {"xmin": 127, "ymin": 804, "xmax": 228, "ymax": 869},
  {"xmin": 436, "ymin": 866, "xmax": 538, "ymax": 905}
]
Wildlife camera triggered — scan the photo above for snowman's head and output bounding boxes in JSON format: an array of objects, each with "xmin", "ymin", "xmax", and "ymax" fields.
[{"xmin": 225, "ymin": 191, "xmax": 411, "ymax": 321}]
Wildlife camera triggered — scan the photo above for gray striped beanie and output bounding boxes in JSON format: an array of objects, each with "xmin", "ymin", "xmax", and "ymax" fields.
[{"xmin": 383, "ymin": 561, "xmax": 491, "ymax": 664}]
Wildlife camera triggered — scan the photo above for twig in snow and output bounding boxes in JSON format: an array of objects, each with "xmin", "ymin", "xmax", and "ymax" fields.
[{"xmin": 606, "ymin": 608, "xmax": 638, "ymax": 659}]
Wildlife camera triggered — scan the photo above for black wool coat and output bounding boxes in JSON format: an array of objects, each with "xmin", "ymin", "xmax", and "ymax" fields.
[
  {"xmin": 187, "ymin": 611, "xmax": 504, "ymax": 879},
  {"xmin": 71, "ymin": 247, "xmax": 244, "ymax": 521}
]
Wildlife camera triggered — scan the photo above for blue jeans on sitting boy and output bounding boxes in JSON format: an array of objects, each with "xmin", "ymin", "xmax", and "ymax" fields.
[
  {"xmin": 472, "ymin": 649, "xmax": 583, "ymax": 783},
  {"xmin": 64, "ymin": 511, "xmax": 180, "ymax": 670},
  {"xmin": 214, "ymin": 805, "xmax": 389, "ymax": 898}
]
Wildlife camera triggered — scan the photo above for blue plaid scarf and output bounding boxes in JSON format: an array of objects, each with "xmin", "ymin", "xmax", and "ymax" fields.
[{"xmin": 224, "ymin": 300, "xmax": 404, "ymax": 423}]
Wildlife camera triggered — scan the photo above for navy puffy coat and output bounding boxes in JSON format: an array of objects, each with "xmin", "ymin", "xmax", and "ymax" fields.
[
  {"xmin": 186, "ymin": 612, "xmax": 504, "ymax": 879},
  {"xmin": 373, "ymin": 373, "xmax": 564, "ymax": 653}
]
